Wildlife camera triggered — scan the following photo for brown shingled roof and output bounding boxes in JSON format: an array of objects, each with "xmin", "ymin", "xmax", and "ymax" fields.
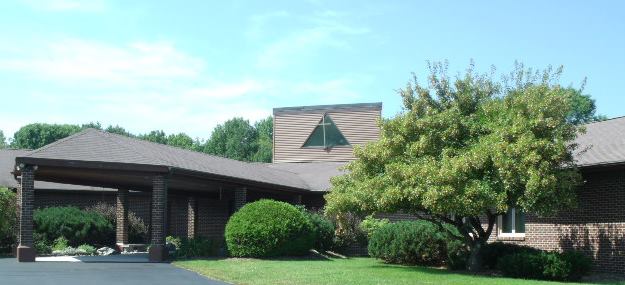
[
  {"xmin": 574, "ymin": 116, "xmax": 625, "ymax": 167},
  {"xmin": 15, "ymin": 129, "xmax": 338, "ymax": 191}
]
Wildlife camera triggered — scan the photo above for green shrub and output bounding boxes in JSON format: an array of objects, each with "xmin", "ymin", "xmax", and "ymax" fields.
[
  {"xmin": 166, "ymin": 236, "xmax": 182, "ymax": 250},
  {"xmin": 34, "ymin": 206, "xmax": 114, "ymax": 247},
  {"xmin": 368, "ymin": 220, "xmax": 464, "ymax": 267},
  {"xmin": 170, "ymin": 236, "xmax": 222, "ymax": 259},
  {"xmin": 52, "ymin": 236, "xmax": 69, "ymax": 251},
  {"xmin": 498, "ymin": 250, "xmax": 592, "ymax": 281},
  {"xmin": 544, "ymin": 251, "xmax": 592, "ymax": 281},
  {"xmin": 225, "ymin": 199, "xmax": 314, "ymax": 257},
  {"xmin": 299, "ymin": 208, "xmax": 335, "ymax": 251},
  {"xmin": 86, "ymin": 202, "xmax": 149, "ymax": 243},
  {"xmin": 481, "ymin": 242, "xmax": 541, "ymax": 269},
  {"xmin": 34, "ymin": 234, "xmax": 52, "ymax": 255},
  {"xmin": 445, "ymin": 235, "xmax": 469, "ymax": 270},
  {"xmin": 77, "ymin": 244, "xmax": 97, "ymax": 256},
  {"xmin": 331, "ymin": 212, "xmax": 367, "ymax": 251},
  {"xmin": 359, "ymin": 215, "xmax": 389, "ymax": 239},
  {"xmin": 498, "ymin": 251, "xmax": 545, "ymax": 280},
  {"xmin": 0, "ymin": 187, "xmax": 17, "ymax": 254},
  {"xmin": 52, "ymin": 245, "xmax": 97, "ymax": 256}
]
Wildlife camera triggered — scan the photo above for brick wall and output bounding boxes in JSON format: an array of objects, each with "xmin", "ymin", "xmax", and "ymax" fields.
[
  {"xmin": 167, "ymin": 195, "xmax": 188, "ymax": 238},
  {"xmin": 196, "ymin": 198, "xmax": 230, "ymax": 239},
  {"xmin": 492, "ymin": 168, "xmax": 625, "ymax": 273}
]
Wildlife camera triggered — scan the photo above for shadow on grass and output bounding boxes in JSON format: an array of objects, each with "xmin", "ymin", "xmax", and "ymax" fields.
[
  {"xmin": 368, "ymin": 263, "xmax": 467, "ymax": 276},
  {"xmin": 177, "ymin": 255, "xmax": 335, "ymax": 262},
  {"xmin": 370, "ymin": 262, "xmax": 625, "ymax": 284}
]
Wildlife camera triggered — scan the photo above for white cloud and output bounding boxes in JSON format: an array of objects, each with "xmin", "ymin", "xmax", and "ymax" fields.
[
  {"xmin": 0, "ymin": 37, "xmax": 369, "ymax": 139},
  {"xmin": 19, "ymin": 0, "xmax": 108, "ymax": 11},
  {"xmin": 183, "ymin": 80, "xmax": 266, "ymax": 100},
  {"xmin": 0, "ymin": 39, "xmax": 204, "ymax": 85},
  {"xmin": 247, "ymin": 10, "xmax": 291, "ymax": 39},
  {"xmin": 254, "ymin": 11, "xmax": 369, "ymax": 70}
]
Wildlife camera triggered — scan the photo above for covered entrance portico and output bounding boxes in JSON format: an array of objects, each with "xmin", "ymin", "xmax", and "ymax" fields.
[{"xmin": 13, "ymin": 129, "xmax": 314, "ymax": 262}]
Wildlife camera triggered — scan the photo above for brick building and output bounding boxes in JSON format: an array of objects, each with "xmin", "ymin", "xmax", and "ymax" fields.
[{"xmin": 1, "ymin": 102, "xmax": 624, "ymax": 273}]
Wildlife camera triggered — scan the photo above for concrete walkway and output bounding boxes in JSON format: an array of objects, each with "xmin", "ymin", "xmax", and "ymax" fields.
[
  {"xmin": 0, "ymin": 257, "xmax": 230, "ymax": 285},
  {"xmin": 36, "ymin": 253, "xmax": 150, "ymax": 263}
]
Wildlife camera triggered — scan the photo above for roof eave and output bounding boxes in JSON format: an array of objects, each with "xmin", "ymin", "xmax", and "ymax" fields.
[
  {"xmin": 14, "ymin": 156, "xmax": 170, "ymax": 174},
  {"xmin": 171, "ymin": 167, "xmax": 313, "ymax": 194},
  {"xmin": 577, "ymin": 161, "xmax": 625, "ymax": 171}
]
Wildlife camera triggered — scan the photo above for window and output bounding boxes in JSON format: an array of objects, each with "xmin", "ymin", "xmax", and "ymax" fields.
[
  {"xmin": 498, "ymin": 207, "xmax": 525, "ymax": 237},
  {"xmin": 303, "ymin": 114, "xmax": 350, "ymax": 148}
]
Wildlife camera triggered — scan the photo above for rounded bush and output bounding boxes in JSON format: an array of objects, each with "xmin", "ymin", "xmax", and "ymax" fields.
[
  {"xmin": 481, "ymin": 242, "xmax": 541, "ymax": 269},
  {"xmin": 497, "ymin": 250, "xmax": 592, "ymax": 281},
  {"xmin": 0, "ymin": 187, "xmax": 17, "ymax": 254},
  {"xmin": 34, "ymin": 206, "xmax": 114, "ymax": 247},
  {"xmin": 368, "ymin": 220, "xmax": 464, "ymax": 266},
  {"xmin": 302, "ymin": 210, "xmax": 335, "ymax": 251},
  {"xmin": 225, "ymin": 200, "xmax": 314, "ymax": 257}
]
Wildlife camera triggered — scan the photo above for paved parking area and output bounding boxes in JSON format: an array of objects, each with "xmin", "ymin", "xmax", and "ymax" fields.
[{"xmin": 0, "ymin": 258, "xmax": 229, "ymax": 285}]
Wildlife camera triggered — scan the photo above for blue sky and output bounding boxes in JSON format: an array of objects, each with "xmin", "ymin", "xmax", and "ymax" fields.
[{"xmin": 1, "ymin": 0, "xmax": 624, "ymax": 139}]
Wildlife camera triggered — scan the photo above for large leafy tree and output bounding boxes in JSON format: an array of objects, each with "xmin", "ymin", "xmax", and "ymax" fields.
[
  {"xmin": 138, "ymin": 130, "xmax": 168, "ymax": 144},
  {"xmin": 325, "ymin": 62, "xmax": 583, "ymax": 271},
  {"xmin": 166, "ymin": 132, "xmax": 200, "ymax": 151},
  {"xmin": 0, "ymin": 131, "xmax": 7, "ymax": 149},
  {"xmin": 204, "ymin": 117, "xmax": 259, "ymax": 161},
  {"xmin": 11, "ymin": 123, "xmax": 81, "ymax": 149},
  {"xmin": 252, "ymin": 116, "xmax": 273, "ymax": 162},
  {"xmin": 565, "ymin": 86, "xmax": 607, "ymax": 125},
  {"xmin": 105, "ymin": 125, "xmax": 133, "ymax": 137}
]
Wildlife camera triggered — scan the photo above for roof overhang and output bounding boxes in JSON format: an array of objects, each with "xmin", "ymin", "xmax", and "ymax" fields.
[{"xmin": 14, "ymin": 156, "xmax": 312, "ymax": 195}]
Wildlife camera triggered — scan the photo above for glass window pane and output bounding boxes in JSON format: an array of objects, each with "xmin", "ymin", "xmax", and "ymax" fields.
[
  {"xmin": 515, "ymin": 209, "xmax": 525, "ymax": 233},
  {"xmin": 323, "ymin": 115, "xmax": 349, "ymax": 147},
  {"xmin": 303, "ymin": 124, "xmax": 325, "ymax": 147},
  {"xmin": 501, "ymin": 208, "xmax": 513, "ymax": 233}
]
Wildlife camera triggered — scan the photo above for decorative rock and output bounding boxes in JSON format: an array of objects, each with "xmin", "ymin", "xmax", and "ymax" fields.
[{"xmin": 97, "ymin": 247, "xmax": 116, "ymax": 256}]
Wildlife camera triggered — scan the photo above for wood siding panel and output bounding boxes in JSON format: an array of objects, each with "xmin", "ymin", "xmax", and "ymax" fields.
[{"xmin": 273, "ymin": 107, "xmax": 381, "ymax": 163}]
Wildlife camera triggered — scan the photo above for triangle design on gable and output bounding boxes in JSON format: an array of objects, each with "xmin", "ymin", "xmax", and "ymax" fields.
[{"xmin": 303, "ymin": 114, "xmax": 350, "ymax": 148}]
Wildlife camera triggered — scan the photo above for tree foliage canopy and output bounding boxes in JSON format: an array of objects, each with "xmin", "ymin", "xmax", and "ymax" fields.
[
  {"xmin": 325, "ymin": 62, "xmax": 585, "ymax": 269},
  {"xmin": 204, "ymin": 116, "xmax": 273, "ymax": 162},
  {"xmin": 11, "ymin": 123, "xmax": 81, "ymax": 149},
  {"xmin": 6, "ymin": 117, "xmax": 273, "ymax": 162},
  {"xmin": 0, "ymin": 131, "xmax": 7, "ymax": 149}
]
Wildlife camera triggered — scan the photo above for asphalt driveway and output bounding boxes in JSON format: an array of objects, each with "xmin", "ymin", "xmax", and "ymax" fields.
[{"xmin": 0, "ymin": 258, "xmax": 229, "ymax": 285}]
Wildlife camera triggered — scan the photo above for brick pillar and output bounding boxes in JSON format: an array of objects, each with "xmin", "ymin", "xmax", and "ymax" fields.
[
  {"xmin": 15, "ymin": 178, "xmax": 21, "ymax": 245},
  {"xmin": 293, "ymin": 194, "xmax": 303, "ymax": 205},
  {"xmin": 234, "ymin": 187, "xmax": 247, "ymax": 211},
  {"xmin": 17, "ymin": 166, "xmax": 36, "ymax": 262},
  {"xmin": 116, "ymin": 189, "xmax": 129, "ymax": 246},
  {"xmin": 187, "ymin": 197, "xmax": 197, "ymax": 239},
  {"xmin": 149, "ymin": 175, "xmax": 168, "ymax": 262}
]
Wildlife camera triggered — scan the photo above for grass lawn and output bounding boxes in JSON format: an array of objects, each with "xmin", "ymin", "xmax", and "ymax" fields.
[{"xmin": 174, "ymin": 257, "xmax": 621, "ymax": 285}]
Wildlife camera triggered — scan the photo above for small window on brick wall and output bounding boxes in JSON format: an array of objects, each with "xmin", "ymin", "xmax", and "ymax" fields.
[{"xmin": 498, "ymin": 207, "xmax": 525, "ymax": 237}]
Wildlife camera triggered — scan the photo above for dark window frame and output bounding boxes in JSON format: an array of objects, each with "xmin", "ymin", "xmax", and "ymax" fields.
[
  {"xmin": 498, "ymin": 207, "xmax": 525, "ymax": 236},
  {"xmin": 301, "ymin": 113, "xmax": 351, "ymax": 149}
]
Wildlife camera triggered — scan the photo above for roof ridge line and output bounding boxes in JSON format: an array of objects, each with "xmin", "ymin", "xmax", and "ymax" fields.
[
  {"xmin": 99, "ymin": 128, "xmax": 280, "ymax": 167},
  {"xmin": 95, "ymin": 129, "xmax": 171, "ymax": 166},
  {"xmin": 583, "ymin": 115, "xmax": 625, "ymax": 126}
]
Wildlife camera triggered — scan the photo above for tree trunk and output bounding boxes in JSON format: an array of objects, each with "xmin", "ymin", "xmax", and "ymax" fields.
[{"xmin": 467, "ymin": 241, "xmax": 484, "ymax": 272}]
